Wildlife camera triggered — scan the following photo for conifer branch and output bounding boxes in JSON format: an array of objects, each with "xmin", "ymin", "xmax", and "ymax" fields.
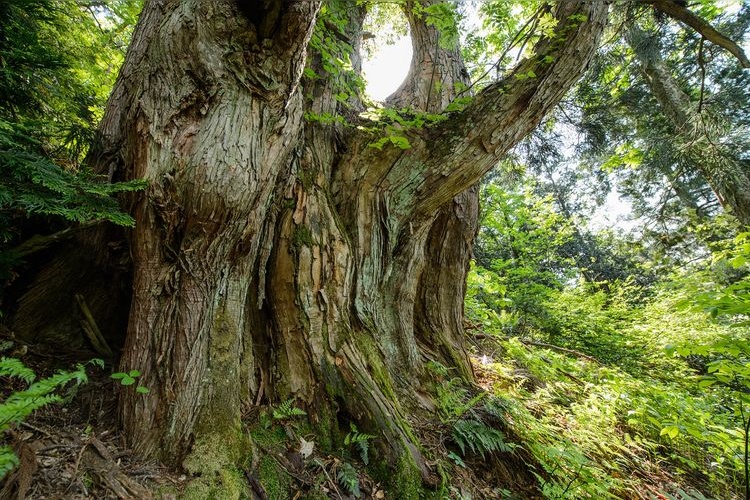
[{"xmin": 643, "ymin": 0, "xmax": 750, "ymax": 68}]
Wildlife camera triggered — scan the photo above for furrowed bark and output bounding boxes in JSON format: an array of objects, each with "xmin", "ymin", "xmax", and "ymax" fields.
[
  {"xmin": 104, "ymin": 0, "xmax": 320, "ymax": 461},
  {"xmin": 112, "ymin": 0, "xmax": 609, "ymax": 472}
]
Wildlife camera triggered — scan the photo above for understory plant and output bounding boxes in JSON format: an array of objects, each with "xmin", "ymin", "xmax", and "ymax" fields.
[
  {"xmin": 466, "ymin": 232, "xmax": 749, "ymax": 497},
  {"xmin": 673, "ymin": 232, "xmax": 750, "ymax": 498},
  {"xmin": 0, "ymin": 357, "xmax": 99, "ymax": 479}
]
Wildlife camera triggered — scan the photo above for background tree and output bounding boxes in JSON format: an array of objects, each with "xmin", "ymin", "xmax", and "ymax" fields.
[
  {"xmin": 0, "ymin": 0, "xmax": 143, "ymax": 284},
  {"xmin": 574, "ymin": 3, "xmax": 750, "ymax": 229}
]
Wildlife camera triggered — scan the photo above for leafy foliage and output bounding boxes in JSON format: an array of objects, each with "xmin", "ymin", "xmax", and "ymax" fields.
[
  {"xmin": 344, "ymin": 423, "xmax": 375, "ymax": 465},
  {"xmin": 472, "ymin": 279, "xmax": 744, "ymax": 496},
  {"xmin": 0, "ymin": 0, "xmax": 144, "ymax": 277},
  {"xmin": 111, "ymin": 369, "xmax": 149, "ymax": 394},
  {"xmin": 0, "ymin": 130, "xmax": 146, "ymax": 232},
  {"xmin": 467, "ymin": 171, "xmax": 749, "ymax": 496},
  {"xmin": 413, "ymin": 0, "xmax": 460, "ymax": 49},
  {"xmin": 271, "ymin": 399, "xmax": 307, "ymax": 421},
  {"xmin": 673, "ymin": 233, "xmax": 750, "ymax": 496},
  {"xmin": 469, "ymin": 180, "xmax": 574, "ymax": 335},
  {"xmin": 0, "ymin": 357, "xmax": 95, "ymax": 480},
  {"xmin": 336, "ymin": 460, "xmax": 361, "ymax": 497}
]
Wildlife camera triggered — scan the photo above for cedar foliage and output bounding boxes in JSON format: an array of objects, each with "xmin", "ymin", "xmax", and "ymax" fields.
[{"xmin": 0, "ymin": 0, "xmax": 143, "ymax": 279}]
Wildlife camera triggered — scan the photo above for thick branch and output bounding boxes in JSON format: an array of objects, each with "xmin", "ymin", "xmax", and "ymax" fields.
[
  {"xmin": 397, "ymin": 1, "xmax": 609, "ymax": 220},
  {"xmin": 643, "ymin": 0, "xmax": 750, "ymax": 68}
]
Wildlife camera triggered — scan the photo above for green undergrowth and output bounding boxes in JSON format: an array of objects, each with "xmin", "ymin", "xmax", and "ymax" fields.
[
  {"xmin": 468, "ymin": 271, "xmax": 748, "ymax": 498},
  {"xmin": 466, "ymin": 198, "xmax": 750, "ymax": 498},
  {"xmin": 242, "ymin": 396, "xmax": 500, "ymax": 499},
  {"xmin": 0, "ymin": 355, "xmax": 99, "ymax": 480}
]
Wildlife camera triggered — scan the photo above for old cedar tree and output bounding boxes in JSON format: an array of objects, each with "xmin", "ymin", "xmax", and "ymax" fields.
[{"xmin": 13, "ymin": 0, "xmax": 610, "ymax": 484}]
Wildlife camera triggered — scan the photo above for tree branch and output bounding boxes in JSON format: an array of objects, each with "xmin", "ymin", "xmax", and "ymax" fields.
[
  {"xmin": 390, "ymin": 1, "xmax": 609, "ymax": 221},
  {"xmin": 642, "ymin": 0, "xmax": 750, "ymax": 68}
]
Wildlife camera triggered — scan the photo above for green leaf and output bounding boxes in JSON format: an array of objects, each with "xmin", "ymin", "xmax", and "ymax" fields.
[
  {"xmin": 0, "ymin": 446, "xmax": 19, "ymax": 481},
  {"xmin": 447, "ymin": 451, "xmax": 466, "ymax": 467},
  {"xmin": 388, "ymin": 135, "xmax": 411, "ymax": 149},
  {"xmin": 660, "ymin": 426, "xmax": 680, "ymax": 439},
  {"xmin": 697, "ymin": 378, "xmax": 717, "ymax": 389}
]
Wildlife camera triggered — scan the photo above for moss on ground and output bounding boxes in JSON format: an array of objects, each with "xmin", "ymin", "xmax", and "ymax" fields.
[
  {"xmin": 257, "ymin": 455, "xmax": 293, "ymax": 500},
  {"xmin": 390, "ymin": 451, "xmax": 425, "ymax": 499},
  {"xmin": 371, "ymin": 449, "xmax": 426, "ymax": 500},
  {"xmin": 181, "ymin": 466, "xmax": 247, "ymax": 500},
  {"xmin": 182, "ymin": 419, "xmax": 249, "ymax": 499}
]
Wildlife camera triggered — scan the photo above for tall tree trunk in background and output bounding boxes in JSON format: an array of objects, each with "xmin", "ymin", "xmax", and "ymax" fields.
[
  {"xmin": 15, "ymin": 0, "xmax": 609, "ymax": 491},
  {"xmin": 629, "ymin": 28, "xmax": 750, "ymax": 226}
]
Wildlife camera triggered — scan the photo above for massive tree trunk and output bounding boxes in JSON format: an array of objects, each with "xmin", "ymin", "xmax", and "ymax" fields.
[
  {"xmin": 13, "ymin": 0, "xmax": 608, "ymax": 492},
  {"xmin": 629, "ymin": 28, "xmax": 750, "ymax": 226}
]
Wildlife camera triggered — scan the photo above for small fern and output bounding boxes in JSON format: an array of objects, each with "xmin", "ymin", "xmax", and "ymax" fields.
[
  {"xmin": 0, "ymin": 445, "xmax": 18, "ymax": 479},
  {"xmin": 336, "ymin": 461, "xmax": 361, "ymax": 497},
  {"xmin": 452, "ymin": 419, "xmax": 513, "ymax": 458},
  {"xmin": 272, "ymin": 399, "xmax": 307, "ymax": 420},
  {"xmin": 344, "ymin": 423, "xmax": 375, "ymax": 465},
  {"xmin": 0, "ymin": 357, "xmax": 35, "ymax": 384},
  {"xmin": 0, "ymin": 357, "xmax": 92, "ymax": 480}
]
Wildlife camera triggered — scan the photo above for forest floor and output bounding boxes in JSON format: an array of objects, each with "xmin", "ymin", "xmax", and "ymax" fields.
[
  {"xmin": 0, "ymin": 339, "xmax": 539, "ymax": 499},
  {"xmin": 0, "ymin": 334, "xmax": 727, "ymax": 499},
  {"xmin": 0, "ymin": 345, "xmax": 177, "ymax": 499},
  {"xmin": 0, "ymin": 341, "xmax": 404, "ymax": 499}
]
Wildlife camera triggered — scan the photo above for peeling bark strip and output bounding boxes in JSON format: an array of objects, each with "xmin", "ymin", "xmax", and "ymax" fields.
[{"xmin": 12, "ymin": 0, "xmax": 610, "ymax": 487}]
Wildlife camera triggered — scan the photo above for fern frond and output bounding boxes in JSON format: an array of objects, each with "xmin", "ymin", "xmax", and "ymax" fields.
[
  {"xmin": 336, "ymin": 461, "xmax": 360, "ymax": 497},
  {"xmin": 0, "ymin": 445, "xmax": 19, "ymax": 480},
  {"xmin": 272, "ymin": 399, "xmax": 307, "ymax": 420},
  {"xmin": 0, "ymin": 394, "xmax": 61, "ymax": 432},
  {"xmin": 345, "ymin": 423, "xmax": 375, "ymax": 465},
  {"xmin": 0, "ymin": 359, "xmax": 92, "ymax": 479},
  {"xmin": 0, "ymin": 357, "xmax": 36, "ymax": 383},
  {"xmin": 452, "ymin": 419, "xmax": 513, "ymax": 458}
]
